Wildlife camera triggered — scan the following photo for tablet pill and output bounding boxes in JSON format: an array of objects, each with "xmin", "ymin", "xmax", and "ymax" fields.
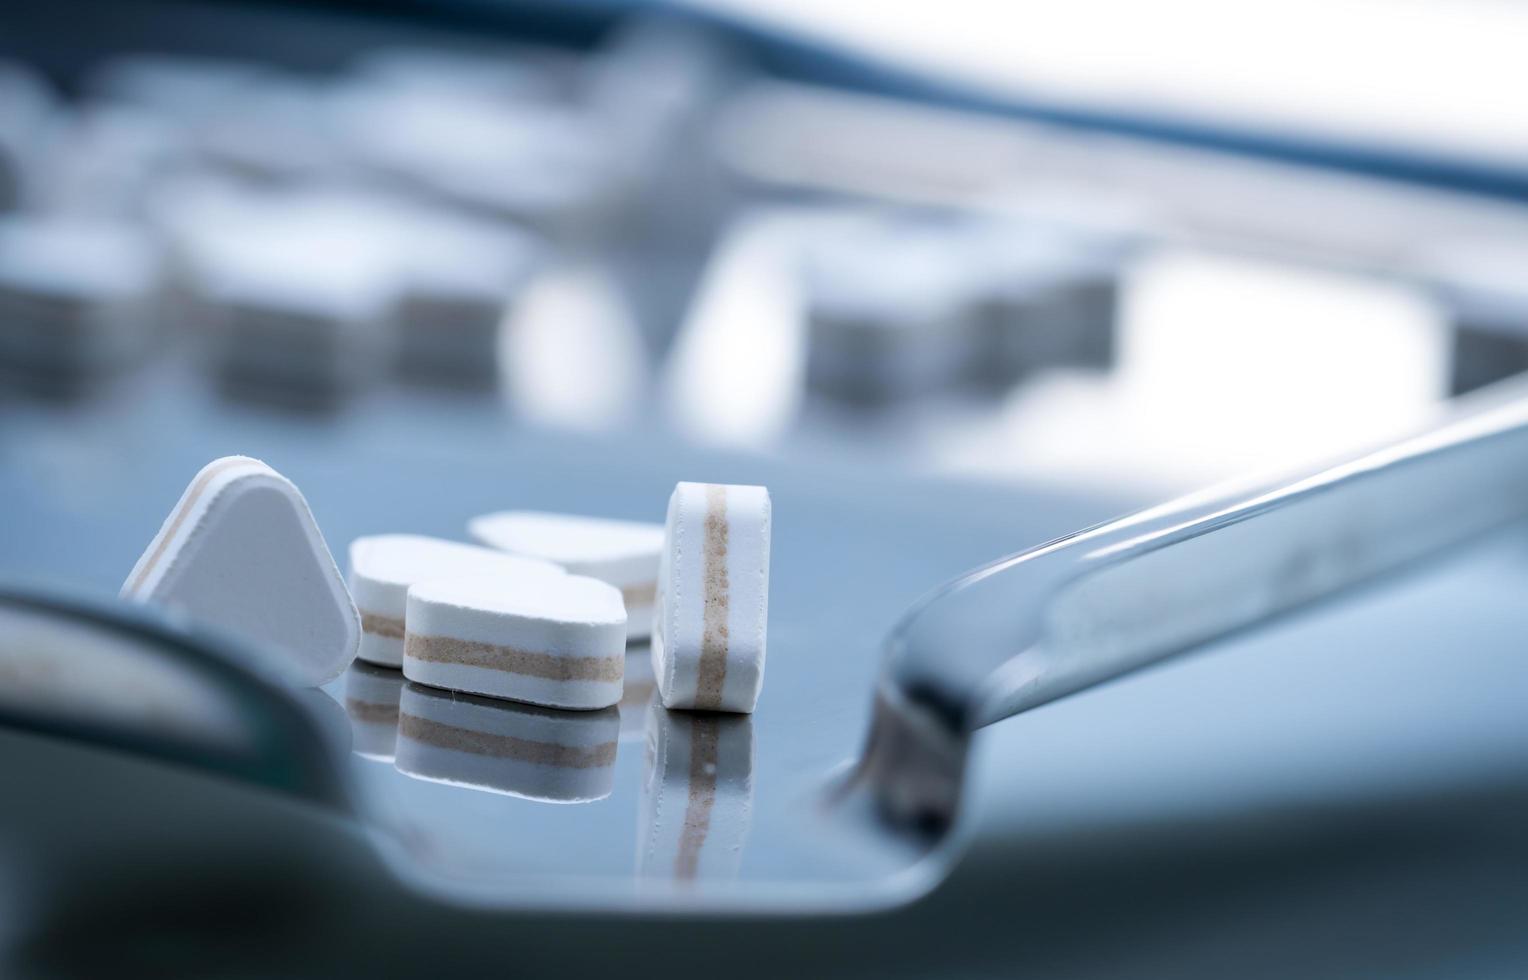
[
  {"xmin": 801, "ymin": 216, "xmax": 976, "ymax": 403},
  {"xmin": 391, "ymin": 215, "xmax": 539, "ymax": 387},
  {"xmin": 121, "ymin": 455, "xmax": 359, "ymax": 686},
  {"xmin": 468, "ymin": 510, "xmax": 664, "ymax": 641},
  {"xmin": 403, "ymin": 574, "xmax": 626, "ymax": 710},
  {"xmin": 394, "ymin": 682, "xmax": 619, "ymax": 803},
  {"xmin": 652, "ymin": 482, "xmax": 770, "ymax": 713},
  {"xmin": 347, "ymin": 534, "xmax": 563, "ymax": 669},
  {"xmin": 0, "ymin": 216, "xmax": 160, "ymax": 389}
]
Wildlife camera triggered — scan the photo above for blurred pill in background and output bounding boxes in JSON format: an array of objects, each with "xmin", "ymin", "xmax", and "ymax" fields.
[
  {"xmin": 0, "ymin": 215, "xmax": 161, "ymax": 393},
  {"xmin": 0, "ymin": 63, "xmax": 57, "ymax": 214},
  {"xmin": 32, "ymin": 103, "xmax": 190, "ymax": 220},
  {"xmin": 171, "ymin": 190, "xmax": 401, "ymax": 405},
  {"xmin": 1414, "ymin": 238, "xmax": 1528, "ymax": 396},
  {"xmin": 956, "ymin": 216, "xmax": 1131, "ymax": 389},
  {"xmin": 387, "ymin": 210, "xmax": 542, "ymax": 388},
  {"xmin": 800, "ymin": 212, "xmax": 978, "ymax": 404},
  {"xmin": 194, "ymin": 74, "xmax": 348, "ymax": 186},
  {"xmin": 83, "ymin": 54, "xmax": 271, "ymax": 129}
]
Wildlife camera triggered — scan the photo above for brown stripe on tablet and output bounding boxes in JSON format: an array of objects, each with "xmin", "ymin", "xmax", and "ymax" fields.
[
  {"xmin": 399, "ymin": 712, "xmax": 617, "ymax": 769},
  {"xmin": 405, "ymin": 633, "xmax": 623, "ymax": 683},
  {"xmin": 695, "ymin": 484, "xmax": 730, "ymax": 709},
  {"xmin": 124, "ymin": 458, "xmax": 258, "ymax": 597},
  {"xmin": 360, "ymin": 612, "xmax": 406, "ymax": 639},
  {"xmin": 345, "ymin": 699, "xmax": 400, "ymax": 725},
  {"xmin": 621, "ymin": 582, "xmax": 657, "ymax": 607},
  {"xmin": 675, "ymin": 716, "xmax": 720, "ymax": 880}
]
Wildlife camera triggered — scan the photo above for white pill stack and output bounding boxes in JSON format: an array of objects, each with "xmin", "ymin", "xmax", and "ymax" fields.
[
  {"xmin": 121, "ymin": 456, "xmax": 359, "ymax": 686},
  {"xmin": 347, "ymin": 534, "xmax": 563, "ymax": 668},
  {"xmin": 343, "ymin": 660, "xmax": 406, "ymax": 761},
  {"xmin": 652, "ymin": 482, "xmax": 771, "ymax": 714},
  {"xmin": 176, "ymin": 196, "xmax": 399, "ymax": 402},
  {"xmin": 389, "ymin": 215, "xmax": 540, "ymax": 387},
  {"xmin": 196, "ymin": 76, "xmax": 345, "ymax": 185},
  {"xmin": 0, "ymin": 217, "xmax": 160, "ymax": 389},
  {"xmin": 801, "ymin": 216, "xmax": 977, "ymax": 404},
  {"xmin": 394, "ymin": 683, "xmax": 619, "ymax": 802},
  {"xmin": 403, "ymin": 575, "xmax": 627, "ymax": 710},
  {"xmin": 637, "ymin": 703, "xmax": 754, "ymax": 881},
  {"xmin": 958, "ymin": 219, "xmax": 1126, "ymax": 387},
  {"xmin": 469, "ymin": 510, "xmax": 664, "ymax": 641},
  {"xmin": 334, "ymin": 86, "xmax": 616, "ymax": 242}
]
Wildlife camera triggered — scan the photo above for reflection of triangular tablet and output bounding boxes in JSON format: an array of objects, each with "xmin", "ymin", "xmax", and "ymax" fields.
[{"xmin": 122, "ymin": 455, "xmax": 359, "ymax": 686}]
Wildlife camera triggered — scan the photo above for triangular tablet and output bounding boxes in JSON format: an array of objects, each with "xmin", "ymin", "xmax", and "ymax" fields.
[{"xmin": 122, "ymin": 455, "xmax": 360, "ymax": 686}]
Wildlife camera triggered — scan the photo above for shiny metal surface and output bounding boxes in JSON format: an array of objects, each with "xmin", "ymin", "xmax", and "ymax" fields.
[
  {"xmin": 0, "ymin": 367, "xmax": 1526, "ymax": 976},
  {"xmin": 0, "ymin": 366, "xmax": 1117, "ymax": 913},
  {"xmin": 5, "ymin": 368, "xmax": 1528, "ymax": 917},
  {"xmin": 867, "ymin": 379, "xmax": 1528, "ymax": 829}
]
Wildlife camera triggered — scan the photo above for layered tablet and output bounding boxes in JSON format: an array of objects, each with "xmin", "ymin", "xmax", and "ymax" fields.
[
  {"xmin": 637, "ymin": 702, "xmax": 753, "ymax": 880},
  {"xmin": 800, "ymin": 215, "xmax": 976, "ymax": 403},
  {"xmin": 121, "ymin": 455, "xmax": 359, "ymax": 686},
  {"xmin": 957, "ymin": 219, "xmax": 1124, "ymax": 388},
  {"xmin": 652, "ymin": 482, "xmax": 771, "ymax": 713},
  {"xmin": 390, "ymin": 215, "xmax": 540, "ymax": 387},
  {"xmin": 403, "ymin": 575, "xmax": 626, "ymax": 710},
  {"xmin": 0, "ymin": 216, "xmax": 160, "ymax": 390},
  {"xmin": 394, "ymin": 683, "xmax": 619, "ymax": 803},
  {"xmin": 468, "ymin": 510, "xmax": 664, "ymax": 641},
  {"xmin": 347, "ymin": 534, "xmax": 563, "ymax": 668},
  {"xmin": 173, "ymin": 192, "xmax": 400, "ymax": 402}
]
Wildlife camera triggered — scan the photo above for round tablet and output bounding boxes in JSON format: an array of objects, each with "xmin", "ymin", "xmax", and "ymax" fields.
[
  {"xmin": 348, "ymin": 534, "xmax": 563, "ymax": 668},
  {"xmin": 403, "ymin": 574, "xmax": 627, "ymax": 710}
]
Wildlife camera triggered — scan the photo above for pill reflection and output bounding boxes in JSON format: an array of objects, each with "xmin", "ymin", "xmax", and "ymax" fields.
[
  {"xmin": 618, "ymin": 644, "xmax": 655, "ymax": 741},
  {"xmin": 394, "ymin": 682, "xmax": 618, "ymax": 803},
  {"xmin": 637, "ymin": 695, "xmax": 754, "ymax": 882},
  {"xmin": 343, "ymin": 660, "xmax": 405, "ymax": 762}
]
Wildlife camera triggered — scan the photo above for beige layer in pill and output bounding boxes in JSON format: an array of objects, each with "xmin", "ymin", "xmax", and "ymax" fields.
[
  {"xmin": 695, "ymin": 484, "xmax": 731, "ymax": 710},
  {"xmin": 621, "ymin": 582, "xmax": 657, "ymax": 607},
  {"xmin": 404, "ymin": 633, "xmax": 623, "ymax": 683},
  {"xmin": 124, "ymin": 457, "xmax": 266, "ymax": 598},
  {"xmin": 398, "ymin": 712, "xmax": 617, "ymax": 768},
  {"xmin": 345, "ymin": 699, "xmax": 400, "ymax": 725},
  {"xmin": 675, "ymin": 716, "xmax": 720, "ymax": 880},
  {"xmin": 360, "ymin": 611, "xmax": 406, "ymax": 640}
]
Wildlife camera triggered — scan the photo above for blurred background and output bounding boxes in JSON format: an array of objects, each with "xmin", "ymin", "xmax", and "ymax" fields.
[
  {"xmin": 3, "ymin": 0, "xmax": 1528, "ymax": 976},
  {"xmin": 5, "ymin": 0, "xmax": 1527, "ymax": 500}
]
